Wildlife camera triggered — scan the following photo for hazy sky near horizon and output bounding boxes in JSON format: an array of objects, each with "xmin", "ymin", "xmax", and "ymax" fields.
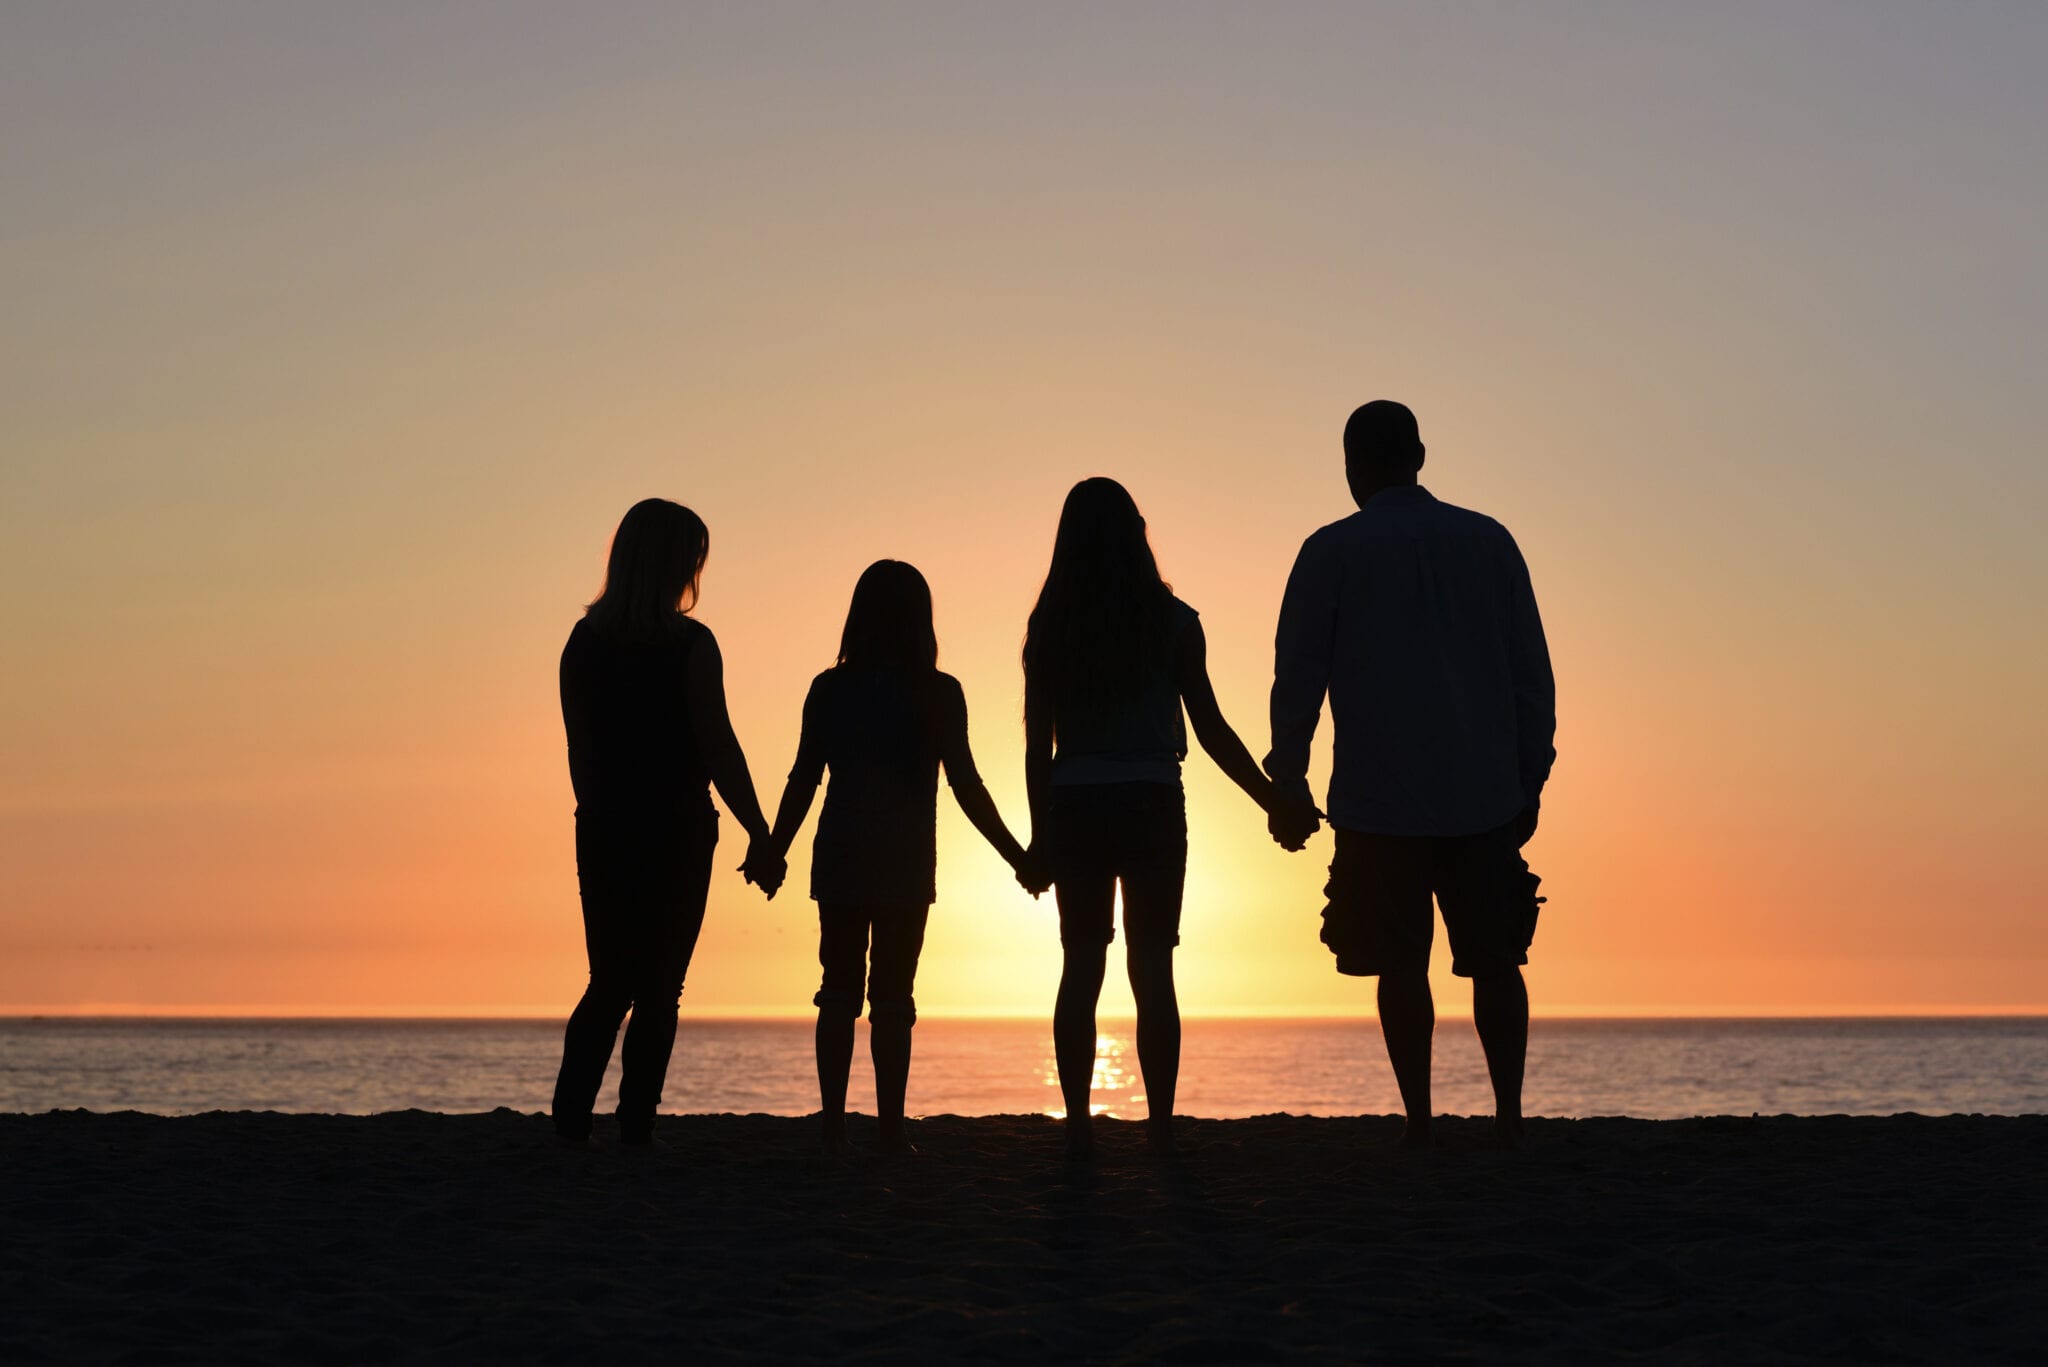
[{"xmin": 4, "ymin": 3, "xmax": 2045, "ymax": 1017}]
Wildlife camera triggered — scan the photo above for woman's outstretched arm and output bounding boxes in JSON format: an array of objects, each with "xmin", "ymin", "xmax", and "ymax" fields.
[
  {"xmin": 756, "ymin": 677, "xmax": 829, "ymax": 897},
  {"xmin": 685, "ymin": 627, "xmax": 773, "ymax": 847},
  {"xmin": 1177, "ymin": 618, "xmax": 1276, "ymax": 813}
]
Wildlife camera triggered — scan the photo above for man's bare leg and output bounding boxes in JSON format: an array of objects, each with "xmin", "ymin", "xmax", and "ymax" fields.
[
  {"xmin": 1377, "ymin": 970, "xmax": 1435, "ymax": 1147},
  {"xmin": 1472, "ymin": 966, "xmax": 1528, "ymax": 1148}
]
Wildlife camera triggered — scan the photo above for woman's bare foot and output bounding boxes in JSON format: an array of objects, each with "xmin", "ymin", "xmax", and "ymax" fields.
[
  {"xmin": 1146, "ymin": 1119, "xmax": 1179, "ymax": 1157},
  {"xmin": 820, "ymin": 1118, "xmax": 857, "ymax": 1157},
  {"xmin": 1397, "ymin": 1119, "xmax": 1435, "ymax": 1151}
]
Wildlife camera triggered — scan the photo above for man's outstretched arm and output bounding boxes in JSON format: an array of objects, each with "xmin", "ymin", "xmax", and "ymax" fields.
[{"xmin": 1265, "ymin": 534, "xmax": 1337, "ymax": 845}]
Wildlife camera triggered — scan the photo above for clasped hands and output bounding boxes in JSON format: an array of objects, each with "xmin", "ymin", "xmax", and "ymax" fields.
[
  {"xmin": 739, "ymin": 837, "xmax": 787, "ymax": 899},
  {"xmin": 1013, "ymin": 847, "xmax": 1052, "ymax": 900},
  {"xmin": 1267, "ymin": 789, "xmax": 1322, "ymax": 852}
]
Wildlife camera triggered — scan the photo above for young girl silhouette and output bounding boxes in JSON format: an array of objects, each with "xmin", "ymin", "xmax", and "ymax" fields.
[
  {"xmin": 758, "ymin": 560, "xmax": 1037, "ymax": 1155},
  {"xmin": 552, "ymin": 498, "xmax": 777, "ymax": 1146},
  {"xmin": 1023, "ymin": 478, "xmax": 1277, "ymax": 1158}
]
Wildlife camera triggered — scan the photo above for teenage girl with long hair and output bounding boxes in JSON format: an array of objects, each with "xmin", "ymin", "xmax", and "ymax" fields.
[
  {"xmin": 1023, "ymin": 478, "xmax": 1276, "ymax": 1158},
  {"xmin": 758, "ymin": 559, "xmax": 1036, "ymax": 1155},
  {"xmin": 552, "ymin": 498, "xmax": 777, "ymax": 1145}
]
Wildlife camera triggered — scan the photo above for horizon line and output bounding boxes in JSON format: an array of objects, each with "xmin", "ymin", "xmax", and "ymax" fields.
[{"xmin": 6, "ymin": 1004, "xmax": 2048, "ymax": 1022}]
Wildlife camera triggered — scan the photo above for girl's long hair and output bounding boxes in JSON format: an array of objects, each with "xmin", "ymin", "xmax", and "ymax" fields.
[
  {"xmin": 584, "ymin": 498, "xmax": 710, "ymax": 640},
  {"xmin": 836, "ymin": 560, "xmax": 939, "ymax": 674},
  {"xmin": 1022, "ymin": 478, "xmax": 1173, "ymax": 728}
]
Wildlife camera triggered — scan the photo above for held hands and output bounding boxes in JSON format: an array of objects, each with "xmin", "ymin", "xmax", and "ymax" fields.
[
  {"xmin": 1013, "ymin": 845, "xmax": 1053, "ymax": 900},
  {"xmin": 739, "ymin": 836, "xmax": 787, "ymax": 900},
  {"xmin": 1267, "ymin": 790, "xmax": 1322, "ymax": 853}
]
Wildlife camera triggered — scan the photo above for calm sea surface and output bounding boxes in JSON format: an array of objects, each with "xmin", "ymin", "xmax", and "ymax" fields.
[{"xmin": 2, "ymin": 1016, "xmax": 2043, "ymax": 1119}]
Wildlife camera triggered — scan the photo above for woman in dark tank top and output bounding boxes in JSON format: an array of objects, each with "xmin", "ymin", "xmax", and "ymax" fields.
[
  {"xmin": 1022, "ymin": 478, "xmax": 1279, "ymax": 1159},
  {"xmin": 551, "ymin": 498, "xmax": 777, "ymax": 1146}
]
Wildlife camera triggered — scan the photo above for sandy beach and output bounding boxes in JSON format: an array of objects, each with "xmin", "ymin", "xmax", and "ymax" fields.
[{"xmin": 2, "ymin": 1111, "xmax": 2039, "ymax": 1363}]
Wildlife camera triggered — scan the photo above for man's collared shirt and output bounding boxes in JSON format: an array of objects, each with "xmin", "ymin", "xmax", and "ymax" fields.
[{"xmin": 1265, "ymin": 484, "xmax": 1555, "ymax": 837}]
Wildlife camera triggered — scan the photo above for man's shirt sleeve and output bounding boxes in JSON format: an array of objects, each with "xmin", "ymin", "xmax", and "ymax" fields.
[
  {"xmin": 1264, "ymin": 531, "xmax": 1338, "ymax": 801},
  {"xmin": 1504, "ymin": 535, "xmax": 1557, "ymax": 806}
]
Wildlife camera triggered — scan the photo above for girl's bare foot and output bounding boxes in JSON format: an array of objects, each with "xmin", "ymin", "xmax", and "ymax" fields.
[
  {"xmin": 875, "ymin": 1119, "xmax": 917, "ymax": 1158},
  {"xmin": 1063, "ymin": 1117, "xmax": 1095, "ymax": 1161}
]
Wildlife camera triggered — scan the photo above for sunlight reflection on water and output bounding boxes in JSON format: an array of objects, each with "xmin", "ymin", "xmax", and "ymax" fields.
[{"xmin": 1040, "ymin": 1032, "xmax": 1137, "ymax": 1120}]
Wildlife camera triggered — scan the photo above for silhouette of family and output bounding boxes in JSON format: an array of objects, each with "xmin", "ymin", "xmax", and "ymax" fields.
[{"xmin": 551, "ymin": 400, "xmax": 1555, "ymax": 1157}]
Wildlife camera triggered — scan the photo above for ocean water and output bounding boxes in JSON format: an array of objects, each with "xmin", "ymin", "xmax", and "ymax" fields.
[{"xmin": 2, "ymin": 1016, "xmax": 2044, "ymax": 1119}]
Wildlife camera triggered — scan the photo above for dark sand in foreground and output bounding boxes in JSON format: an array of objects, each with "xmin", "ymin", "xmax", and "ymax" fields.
[{"xmin": 3, "ymin": 1111, "xmax": 2040, "ymax": 1363}]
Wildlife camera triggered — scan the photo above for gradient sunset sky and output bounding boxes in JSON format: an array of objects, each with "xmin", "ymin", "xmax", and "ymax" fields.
[{"xmin": 4, "ymin": 3, "xmax": 2044, "ymax": 1017}]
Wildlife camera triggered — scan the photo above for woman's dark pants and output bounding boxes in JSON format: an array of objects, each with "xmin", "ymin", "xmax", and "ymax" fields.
[{"xmin": 552, "ymin": 808, "xmax": 717, "ymax": 1142}]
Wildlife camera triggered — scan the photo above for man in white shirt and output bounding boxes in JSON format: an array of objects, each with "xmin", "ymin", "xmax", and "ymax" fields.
[{"xmin": 1265, "ymin": 400, "xmax": 1555, "ymax": 1148}]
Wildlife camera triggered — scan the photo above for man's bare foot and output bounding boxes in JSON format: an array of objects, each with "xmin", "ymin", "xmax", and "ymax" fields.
[
  {"xmin": 1491, "ymin": 1116, "xmax": 1526, "ymax": 1151},
  {"xmin": 1397, "ymin": 1120, "xmax": 1435, "ymax": 1151},
  {"xmin": 820, "ymin": 1120, "xmax": 857, "ymax": 1157},
  {"xmin": 1063, "ymin": 1119, "xmax": 1096, "ymax": 1162},
  {"xmin": 1146, "ymin": 1121, "xmax": 1179, "ymax": 1158},
  {"xmin": 874, "ymin": 1133, "xmax": 919, "ymax": 1160}
]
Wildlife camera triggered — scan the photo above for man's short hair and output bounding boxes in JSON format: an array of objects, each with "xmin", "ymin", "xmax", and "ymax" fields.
[{"xmin": 1344, "ymin": 400, "xmax": 1424, "ymax": 475}]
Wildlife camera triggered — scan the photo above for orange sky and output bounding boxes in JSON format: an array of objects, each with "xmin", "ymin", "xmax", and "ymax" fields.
[{"xmin": 4, "ymin": 6, "xmax": 2045, "ymax": 1017}]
